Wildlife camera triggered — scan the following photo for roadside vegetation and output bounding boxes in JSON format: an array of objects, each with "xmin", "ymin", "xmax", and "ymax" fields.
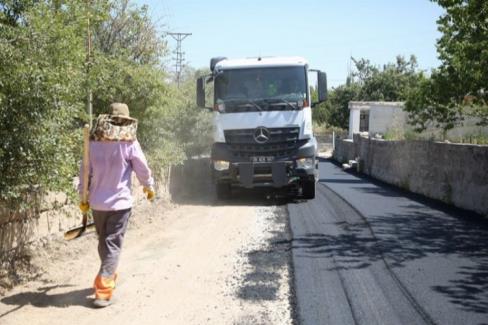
[
  {"xmin": 0, "ymin": 0, "xmax": 211, "ymax": 207},
  {"xmin": 314, "ymin": 0, "xmax": 487, "ymax": 141},
  {"xmin": 0, "ymin": 0, "xmax": 486, "ymax": 206},
  {"xmin": 313, "ymin": 55, "xmax": 423, "ymax": 130}
]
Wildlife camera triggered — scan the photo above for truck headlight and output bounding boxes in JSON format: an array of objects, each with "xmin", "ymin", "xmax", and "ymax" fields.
[
  {"xmin": 213, "ymin": 160, "xmax": 230, "ymax": 171},
  {"xmin": 296, "ymin": 158, "xmax": 314, "ymax": 169}
]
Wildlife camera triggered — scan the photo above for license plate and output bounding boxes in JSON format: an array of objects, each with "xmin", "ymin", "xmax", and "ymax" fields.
[{"xmin": 251, "ymin": 156, "xmax": 274, "ymax": 163}]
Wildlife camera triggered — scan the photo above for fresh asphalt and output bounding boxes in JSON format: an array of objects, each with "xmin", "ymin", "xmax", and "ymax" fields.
[{"xmin": 288, "ymin": 159, "xmax": 488, "ymax": 325}]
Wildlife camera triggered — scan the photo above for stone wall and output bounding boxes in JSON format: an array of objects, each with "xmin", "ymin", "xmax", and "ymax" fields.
[
  {"xmin": 334, "ymin": 135, "xmax": 488, "ymax": 216},
  {"xmin": 0, "ymin": 177, "xmax": 166, "ymax": 265},
  {"xmin": 0, "ymin": 192, "xmax": 78, "ymax": 260}
]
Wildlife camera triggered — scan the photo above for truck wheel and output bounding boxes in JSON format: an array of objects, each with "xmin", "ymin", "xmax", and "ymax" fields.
[
  {"xmin": 216, "ymin": 182, "xmax": 231, "ymax": 200},
  {"xmin": 302, "ymin": 180, "xmax": 316, "ymax": 199}
]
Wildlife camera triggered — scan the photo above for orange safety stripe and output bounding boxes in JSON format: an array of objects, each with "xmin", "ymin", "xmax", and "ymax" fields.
[{"xmin": 93, "ymin": 273, "xmax": 118, "ymax": 300}]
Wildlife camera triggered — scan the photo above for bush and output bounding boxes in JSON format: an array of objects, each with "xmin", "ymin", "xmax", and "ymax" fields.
[
  {"xmin": 0, "ymin": 1, "xmax": 86, "ymax": 204},
  {"xmin": 0, "ymin": 0, "xmax": 212, "ymax": 206}
]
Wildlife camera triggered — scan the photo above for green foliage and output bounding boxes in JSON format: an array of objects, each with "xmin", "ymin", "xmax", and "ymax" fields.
[
  {"xmin": 378, "ymin": 127, "xmax": 425, "ymax": 141},
  {"xmin": 0, "ymin": 0, "xmax": 86, "ymax": 204},
  {"xmin": 87, "ymin": 0, "xmax": 212, "ymax": 177},
  {"xmin": 314, "ymin": 55, "xmax": 423, "ymax": 129},
  {"xmin": 172, "ymin": 68, "xmax": 213, "ymax": 157},
  {"xmin": 313, "ymin": 83, "xmax": 361, "ymax": 129},
  {"xmin": 405, "ymin": 0, "xmax": 488, "ymax": 131},
  {"xmin": 90, "ymin": 0, "xmax": 167, "ymax": 119},
  {"xmin": 353, "ymin": 55, "xmax": 425, "ymax": 101},
  {"xmin": 94, "ymin": 1, "xmax": 165, "ymax": 66},
  {"xmin": 0, "ymin": 0, "xmax": 37, "ymax": 26},
  {"xmin": 137, "ymin": 68, "xmax": 212, "ymax": 178},
  {"xmin": 0, "ymin": 0, "xmax": 211, "ymax": 205}
]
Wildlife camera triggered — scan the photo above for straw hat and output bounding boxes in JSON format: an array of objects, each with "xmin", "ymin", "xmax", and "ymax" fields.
[{"xmin": 109, "ymin": 103, "xmax": 130, "ymax": 117}]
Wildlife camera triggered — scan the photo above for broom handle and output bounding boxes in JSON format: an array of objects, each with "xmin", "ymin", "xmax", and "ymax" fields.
[{"xmin": 81, "ymin": 124, "xmax": 90, "ymax": 204}]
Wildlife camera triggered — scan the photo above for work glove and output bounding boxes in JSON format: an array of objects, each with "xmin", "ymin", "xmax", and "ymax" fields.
[
  {"xmin": 79, "ymin": 202, "xmax": 90, "ymax": 213},
  {"xmin": 143, "ymin": 186, "xmax": 155, "ymax": 201}
]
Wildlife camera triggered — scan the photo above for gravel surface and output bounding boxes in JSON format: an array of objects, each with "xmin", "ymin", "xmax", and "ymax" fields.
[{"xmin": 0, "ymin": 194, "xmax": 293, "ymax": 325}]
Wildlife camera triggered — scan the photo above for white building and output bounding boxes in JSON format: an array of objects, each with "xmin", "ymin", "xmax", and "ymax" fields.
[
  {"xmin": 347, "ymin": 101, "xmax": 488, "ymax": 141},
  {"xmin": 348, "ymin": 101, "xmax": 407, "ymax": 139}
]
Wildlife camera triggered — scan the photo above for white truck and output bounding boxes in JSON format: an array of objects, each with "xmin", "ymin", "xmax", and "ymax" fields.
[{"xmin": 196, "ymin": 56, "xmax": 327, "ymax": 199}]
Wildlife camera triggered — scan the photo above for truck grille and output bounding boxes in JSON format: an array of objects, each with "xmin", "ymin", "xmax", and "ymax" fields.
[{"xmin": 224, "ymin": 127, "xmax": 306, "ymax": 159}]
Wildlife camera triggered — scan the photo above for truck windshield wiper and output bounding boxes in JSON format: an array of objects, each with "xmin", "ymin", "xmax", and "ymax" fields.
[
  {"xmin": 241, "ymin": 99, "xmax": 263, "ymax": 112},
  {"xmin": 224, "ymin": 98, "xmax": 263, "ymax": 112},
  {"xmin": 264, "ymin": 98, "xmax": 298, "ymax": 110}
]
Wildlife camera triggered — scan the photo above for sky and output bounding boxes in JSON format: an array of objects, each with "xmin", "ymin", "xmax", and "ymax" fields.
[{"xmin": 136, "ymin": 0, "xmax": 445, "ymax": 87}]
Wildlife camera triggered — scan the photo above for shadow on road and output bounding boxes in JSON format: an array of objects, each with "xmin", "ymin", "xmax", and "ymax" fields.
[
  {"xmin": 0, "ymin": 285, "xmax": 92, "ymax": 317},
  {"xmin": 372, "ymin": 208, "xmax": 488, "ymax": 314},
  {"xmin": 292, "ymin": 173, "xmax": 488, "ymax": 314}
]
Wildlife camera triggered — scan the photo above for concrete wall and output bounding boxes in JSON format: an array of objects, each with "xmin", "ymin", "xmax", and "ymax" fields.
[
  {"xmin": 333, "ymin": 138, "xmax": 356, "ymax": 163},
  {"xmin": 369, "ymin": 104, "xmax": 408, "ymax": 135},
  {"xmin": 333, "ymin": 135, "xmax": 488, "ymax": 216},
  {"xmin": 423, "ymin": 117, "xmax": 488, "ymax": 141}
]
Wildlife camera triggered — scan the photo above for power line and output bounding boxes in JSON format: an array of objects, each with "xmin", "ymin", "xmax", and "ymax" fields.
[{"xmin": 167, "ymin": 32, "xmax": 191, "ymax": 87}]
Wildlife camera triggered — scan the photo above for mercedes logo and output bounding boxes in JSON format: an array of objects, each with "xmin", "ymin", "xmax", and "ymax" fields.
[{"xmin": 253, "ymin": 127, "xmax": 270, "ymax": 144}]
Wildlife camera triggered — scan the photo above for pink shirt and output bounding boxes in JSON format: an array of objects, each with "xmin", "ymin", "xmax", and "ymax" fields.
[{"xmin": 78, "ymin": 140, "xmax": 154, "ymax": 211}]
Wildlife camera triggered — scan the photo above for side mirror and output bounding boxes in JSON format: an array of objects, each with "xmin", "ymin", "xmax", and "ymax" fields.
[
  {"xmin": 311, "ymin": 70, "xmax": 328, "ymax": 107},
  {"xmin": 210, "ymin": 57, "xmax": 227, "ymax": 72},
  {"xmin": 318, "ymin": 71, "xmax": 327, "ymax": 102},
  {"xmin": 196, "ymin": 77, "xmax": 205, "ymax": 108}
]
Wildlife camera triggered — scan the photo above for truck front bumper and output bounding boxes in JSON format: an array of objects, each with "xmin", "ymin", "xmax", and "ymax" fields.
[{"xmin": 211, "ymin": 139, "xmax": 317, "ymax": 188}]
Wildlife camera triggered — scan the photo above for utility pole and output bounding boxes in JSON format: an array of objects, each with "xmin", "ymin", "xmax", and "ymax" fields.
[{"xmin": 167, "ymin": 32, "xmax": 191, "ymax": 87}]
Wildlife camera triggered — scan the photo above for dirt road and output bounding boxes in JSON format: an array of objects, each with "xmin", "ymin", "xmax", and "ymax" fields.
[{"xmin": 0, "ymin": 195, "xmax": 293, "ymax": 324}]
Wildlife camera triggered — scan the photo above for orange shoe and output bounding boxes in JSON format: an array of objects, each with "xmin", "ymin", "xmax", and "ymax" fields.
[{"xmin": 93, "ymin": 274, "xmax": 117, "ymax": 302}]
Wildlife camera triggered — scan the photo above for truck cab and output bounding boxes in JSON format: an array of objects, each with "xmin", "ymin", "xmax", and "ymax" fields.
[{"xmin": 196, "ymin": 56, "xmax": 327, "ymax": 199}]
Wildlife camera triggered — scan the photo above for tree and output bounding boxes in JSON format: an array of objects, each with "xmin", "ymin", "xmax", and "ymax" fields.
[
  {"xmin": 0, "ymin": 0, "xmax": 36, "ymax": 26},
  {"xmin": 0, "ymin": 0, "xmax": 88, "ymax": 203},
  {"xmin": 138, "ymin": 66, "xmax": 213, "ymax": 176},
  {"xmin": 0, "ymin": 0, "xmax": 212, "ymax": 204},
  {"xmin": 90, "ymin": 0, "xmax": 168, "ymax": 120},
  {"xmin": 405, "ymin": 0, "xmax": 488, "ymax": 130},
  {"xmin": 89, "ymin": 0, "xmax": 212, "ymax": 176},
  {"xmin": 313, "ymin": 83, "xmax": 361, "ymax": 129},
  {"xmin": 314, "ymin": 55, "xmax": 424, "ymax": 128},
  {"xmin": 355, "ymin": 55, "xmax": 425, "ymax": 102}
]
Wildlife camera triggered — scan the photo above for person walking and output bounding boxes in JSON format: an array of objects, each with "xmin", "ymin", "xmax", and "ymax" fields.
[{"xmin": 78, "ymin": 103, "xmax": 155, "ymax": 308}]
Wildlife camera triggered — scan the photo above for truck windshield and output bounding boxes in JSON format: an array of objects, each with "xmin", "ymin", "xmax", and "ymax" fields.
[{"xmin": 214, "ymin": 67, "xmax": 308, "ymax": 113}]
